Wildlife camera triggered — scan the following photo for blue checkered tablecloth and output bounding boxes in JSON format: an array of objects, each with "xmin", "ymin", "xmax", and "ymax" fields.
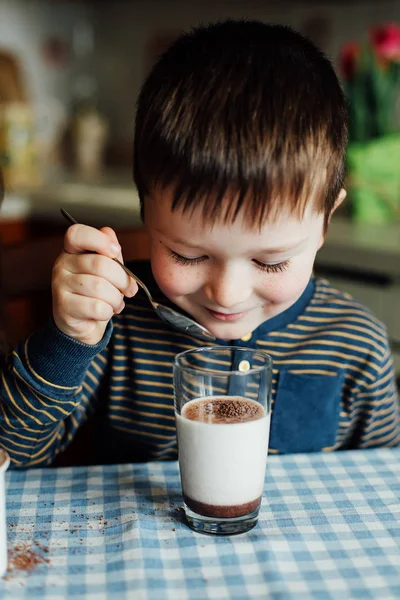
[{"xmin": 1, "ymin": 449, "xmax": 400, "ymax": 599}]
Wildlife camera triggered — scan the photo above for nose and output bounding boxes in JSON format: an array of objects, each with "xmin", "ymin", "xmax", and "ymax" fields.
[{"xmin": 204, "ymin": 264, "xmax": 252, "ymax": 309}]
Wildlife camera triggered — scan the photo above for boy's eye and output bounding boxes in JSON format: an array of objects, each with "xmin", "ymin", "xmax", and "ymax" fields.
[
  {"xmin": 253, "ymin": 259, "xmax": 290, "ymax": 273},
  {"xmin": 169, "ymin": 250, "xmax": 208, "ymax": 266}
]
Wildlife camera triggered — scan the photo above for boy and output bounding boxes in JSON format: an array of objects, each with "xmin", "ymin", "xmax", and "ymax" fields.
[{"xmin": 1, "ymin": 20, "xmax": 399, "ymax": 467}]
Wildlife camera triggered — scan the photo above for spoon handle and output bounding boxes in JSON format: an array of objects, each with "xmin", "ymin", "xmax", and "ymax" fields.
[{"xmin": 60, "ymin": 208, "xmax": 153, "ymax": 301}]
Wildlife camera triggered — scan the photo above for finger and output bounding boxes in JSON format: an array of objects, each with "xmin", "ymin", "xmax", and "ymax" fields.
[
  {"xmin": 100, "ymin": 226, "xmax": 124, "ymax": 262},
  {"xmin": 60, "ymin": 292, "xmax": 115, "ymax": 323},
  {"xmin": 61, "ymin": 252, "xmax": 139, "ymax": 298},
  {"xmin": 64, "ymin": 224, "xmax": 121, "ymax": 258},
  {"xmin": 64, "ymin": 274, "xmax": 125, "ymax": 313},
  {"xmin": 99, "ymin": 229, "xmax": 137, "ymax": 295}
]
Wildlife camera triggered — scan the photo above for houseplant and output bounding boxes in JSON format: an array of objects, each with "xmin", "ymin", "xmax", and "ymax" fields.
[{"xmin": 340, "ymin": 23, "xmax": 400, "ymax": 223}]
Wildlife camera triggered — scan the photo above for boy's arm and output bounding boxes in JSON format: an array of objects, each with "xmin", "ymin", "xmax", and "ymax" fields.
[
  {"xmin": 0, "ymin": 319, "xmax": 112, "ymax": 468},
  {"xmin": 356, "ymin": 349, "xmax": 400, "ymax": 449}
]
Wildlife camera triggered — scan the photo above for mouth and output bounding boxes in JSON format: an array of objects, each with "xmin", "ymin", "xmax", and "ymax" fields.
[{"xmin": 205, "ymin": 308, "xmax": 250, "ymax": 322}]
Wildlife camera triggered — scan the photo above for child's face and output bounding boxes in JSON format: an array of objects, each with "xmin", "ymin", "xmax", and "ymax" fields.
[{"xmin": 145, "ymin": 190, "xmax": 326, "ymax": 341}]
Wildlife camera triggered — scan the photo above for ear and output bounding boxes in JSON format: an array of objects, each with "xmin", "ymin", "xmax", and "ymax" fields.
[
  {"xmin": 332, "ymin": 188, "xmax": 347, "ymax": 214},
  {"xmin": 317, "ymin": 188, "xmax": 347, "ymax": 250}
]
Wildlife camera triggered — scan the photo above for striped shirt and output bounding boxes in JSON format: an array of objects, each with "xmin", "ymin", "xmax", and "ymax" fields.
[{"xmin": 1, "ymin": 260, "xmax": 399, "ymax": 468}]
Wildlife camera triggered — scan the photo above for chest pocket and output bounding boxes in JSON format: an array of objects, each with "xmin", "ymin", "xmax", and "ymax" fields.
[{"xmin": 269, "ymin": 369, "xmax": 345, "ymax": 454}]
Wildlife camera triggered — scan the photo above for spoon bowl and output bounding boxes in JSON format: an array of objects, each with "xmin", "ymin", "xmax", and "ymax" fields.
[{"xmin": 60, "ymin": 209, "xmax": 216, "ymax": 341}]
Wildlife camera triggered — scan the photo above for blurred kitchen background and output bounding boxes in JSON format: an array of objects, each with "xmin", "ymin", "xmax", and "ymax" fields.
[{"xmin": 0, "ymin": 0, "xmax": 399, "ymax": 380}]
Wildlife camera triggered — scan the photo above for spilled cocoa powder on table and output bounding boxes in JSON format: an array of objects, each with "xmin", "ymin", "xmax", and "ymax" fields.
[{"xmin": 3, "ymin": 541, "xmax": 50, "ymax": 578}]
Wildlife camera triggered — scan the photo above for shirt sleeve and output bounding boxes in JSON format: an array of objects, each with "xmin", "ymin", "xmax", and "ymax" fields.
[
  {"xmin": 356, "ymin": 348, "xmax": 400, "ymax": 448},
  {"xmin": 0, "ymin": 318, "xmax": 112, "ymax": 468}
]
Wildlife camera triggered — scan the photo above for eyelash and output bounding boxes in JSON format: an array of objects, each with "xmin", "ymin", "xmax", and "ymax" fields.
[
  {"xmin": 169, "ymin": 251, "xmax": 208, "ymax": 266},
  {"xmin": 169, "ymin": 250, "xmax": 290, "ymax": 273},
  {"xmin": 253, "ymin": 259, "xmax": 290, "ymax": 273}
]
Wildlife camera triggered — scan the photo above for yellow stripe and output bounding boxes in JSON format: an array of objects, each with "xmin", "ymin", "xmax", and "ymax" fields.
[
  {"xmin": 288, "ymin": 369, "xmax": 337, "ymax": 376},
  {"xmin": 23, "ymin": 453, "xmax": 54, "ymax": 467},
  {"xmin": 342, "ymin": 371, "xmax": 379, "ymax": 390},
  {"xmin": 139, "ymin": 379, "xmax": 174, "ymax": 389},
  {"xmin": 5, "ymin": 422, "xmax": 63, "ymax": 459},
  {"xmin": 116, "ymin": 334, "xmax": 193, "ymax": 351},
  {"xmin": 0, "ymin": 401, "xmax": 37, "ymax": 433},
  {"xmin": 13, "ymin": 367, "xmax": 82, "ymax": 404},
  {"xmin": 87, "ymin": 370, "xmax": 100, "ymax": 386},
  {"xmin": 97, "ymin": 353, "xmax": 108, "ymax": 365},
  {"xmin": 112, "ymin": 380, "xmax": 174, "ymax": 391},
  {"xmin": 362, "ymin": 429, "xmax": 400, "ymax": 448},
  {"xmin": 80, "ymin": 392, "xmax": 92, "ymax": 408},
  {"xmin": 313, "ymin": 296, "xmax": 374, "ymax": 312},
  {"xmin": 124, "ymin": 304, "xmax": 153, "ymax": 314},
  {"xmin": 356, "ymin": 382, "xmax": 394, "ymax": 400},
  {"xmin": 0, "ymin": 430, "xmax": 51, "ymax": 450},
  {"xmin": 114, "ymin": 343, "xmax": 176, "ymax": 357},
  {"xmin": 0, "ymin": 440, "xmax": 34, "ymax": 458},
  {"xmin": 112, "ymin": 369, "xmax": 172, "ymax": 379},
  {"xmin": 90, "ymin": 360, "xmax": 104, "ymax": 376},
  {"xmin": 306, "ymin": 304, "xmax": 382, "ymax": 322},
  {"xmin": 134, "ymin": 389, "xmax": 172, "ymax": 399},
  {"xmin": 2, "ymin": 372, "xmax": 34, "ymax": 427},
  {"xmin": 1, "ymin": 437, "xmax": 38, "ymax": 450},
  {"xmin": 136, "ymin": 400, "xmax": 172, "ymax": 410},
  {"xmin": 112, "ymin": 406, "xmax": 175, "ymax": 421},
  {"xmin": 359, "ymin": 366, "xmax": 393, "ymax": 391},
  {"xmin": 0, "ymin": 422, "xmax": 38, "ymax": 442},
  {"xmin": 124, "ymin": 314, "xmax": 161, "ymax": 324},
  {"xmin": 110, "ymin": 423, "xmax": 173, "ymax": 440},
  {"xmin": 322, "ymin": 444, "xmax": 340, "ymax": 452},
  {"xmin": 272, "ymin": 358, "xmax": 375, "ymax": 381},
  {"xmin": 280, "ymin": 328, "xmax": 385, "ymax": 348},
  {"xmin": 83, "ymin": 380, "xmax": 95, "ymax": 396},
  {"xmin": 367, "ymin": 409, "xmax": 398, "ymax": 426},
  {"xmin": 109, "ymin": 413, "xmax": 175, "ymax": 432},
  {"xmin": 155, "ymin": 445, "xmax": 177, "ymax": 458},
  {"xmin": 265, "ymin": 348, "xmax": 380, "ymax": 372},
  {"xmin": 70, "ymin": 413, "xmax": 79, "ymax": 429},
  {"xmin": 22, "ymin": 343, "xmax": 80, "ymax": 390},
  {"xmin": 300, "ymin": 314, "xmax": 385, "ymax": 337},
  {"xmin": 0, "ymin": 423, "xmax": 57, "ymax": 449},
  {"xmin": 114, "ymin": 322, "xmax": 170, "ymax": 336},
  {"xmin": 291, "ymin": 322, "xmax": 386, "ymax": 345},
  {"xmin": 342, "ymin": 393, "xmax": 396, "ymax": 413},
  {"xmin": 257, "ymin": 338, "xmax": 383, "ymax": 362},
  {"xmin": 362, "ymin": 420, "xmax": 399, "ymax": 442},
  {"xmin": 28, "ymin": 389, "xmax": 72, "ymax": 417},
  {"xmin": 137, "ymin": 358, "xmax": 173, "ymax": 368},
  {"xmin": 15, "ymin": 379, "xmax": 57, "ymax": 423}
]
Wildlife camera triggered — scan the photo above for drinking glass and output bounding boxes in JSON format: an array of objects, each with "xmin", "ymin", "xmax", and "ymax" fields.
[{"xmin": 174, "ymin": 346, "xmax": 272, "ymax": 535}]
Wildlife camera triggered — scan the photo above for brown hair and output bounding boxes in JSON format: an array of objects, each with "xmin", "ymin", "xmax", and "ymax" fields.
[{"xmin": 134, "ymin": 20, "xmax": 348, "ymax": 230}]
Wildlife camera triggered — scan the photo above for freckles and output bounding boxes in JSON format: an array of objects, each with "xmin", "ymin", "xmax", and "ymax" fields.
[
  {"xmin": 259, "ymin": 275, "xmax": 300, "ymax": 302},
  {"xmin": 155, "ymin": 263, "xmax": 197, "ymax": 296},
  {"xmin": 259, "ymin": 276, "xmax": 285, "ymax": 297}
]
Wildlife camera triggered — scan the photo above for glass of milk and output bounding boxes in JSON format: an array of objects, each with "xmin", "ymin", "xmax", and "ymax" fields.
[
  {"xmin": 174, "ymin": 346, "xmax": 272, "ymax": 535},
  {"xmin": 0, "ymin": 449, "xmax": 10, "ymax": 577}
]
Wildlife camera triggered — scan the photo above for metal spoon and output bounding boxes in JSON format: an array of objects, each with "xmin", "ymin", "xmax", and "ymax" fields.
[{"xmin": 60, "ymin": 209, "xmax": 216, "ymax": 341}]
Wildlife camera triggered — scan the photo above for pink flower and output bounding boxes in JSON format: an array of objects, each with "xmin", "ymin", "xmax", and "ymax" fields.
[
  {"xmin": 339, "ymin": 43, "xmax": 360, "ymax": 80},
  {"xmin": 370, "ymin": 23, "xmax": 400, "ymax": 62}
]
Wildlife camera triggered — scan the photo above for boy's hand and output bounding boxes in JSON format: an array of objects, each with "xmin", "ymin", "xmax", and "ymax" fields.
[{"xmin": 52, "ymin": 224, "xmax": 138, "ymax": 345}]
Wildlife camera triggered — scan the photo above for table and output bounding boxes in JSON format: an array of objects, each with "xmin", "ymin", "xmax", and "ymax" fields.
[{"xmin": 1, "ymin": 449, "xmax": 400, "ymax": 599}]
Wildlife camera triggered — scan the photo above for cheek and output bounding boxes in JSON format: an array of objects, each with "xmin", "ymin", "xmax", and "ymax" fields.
[
  {"xmin": 150, "ymin": 249, "xmax": 202, "ymax": 298},
  {"xmin": 259, "ymin": 262, "xmax": 314, "ymax": 303}
]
